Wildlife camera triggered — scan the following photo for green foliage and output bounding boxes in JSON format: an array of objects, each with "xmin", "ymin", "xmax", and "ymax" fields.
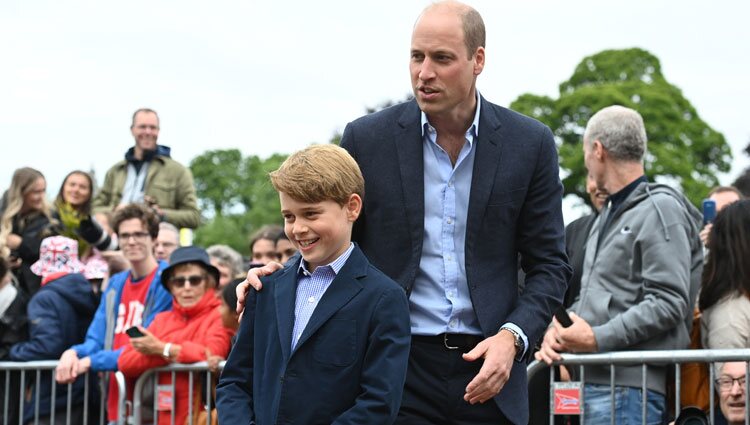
[
  {"xmin": 191, "ymin": 151, "xmax": 287, "ymax": 255},
  {"xmin": 189, "ymin": 149, "xmax": 243, "ymax": 217},
  {"xmin": 511, "ymin": 48, "xmax": 731, "ymax": 207}
]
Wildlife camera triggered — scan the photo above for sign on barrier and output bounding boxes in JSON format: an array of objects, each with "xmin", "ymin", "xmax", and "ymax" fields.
[
  {"xmin": 528, "ymin": 348, "xmax": 750, "ymax": 425},
  {"xmin": 552, "ymin": 381, "xmax": 582, "ymax": 415}
]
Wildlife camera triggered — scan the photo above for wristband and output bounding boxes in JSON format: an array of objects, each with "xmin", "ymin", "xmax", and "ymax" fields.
[{"xmin": 162, "ymin": 343, "xmax": 172, "ymax": 359}]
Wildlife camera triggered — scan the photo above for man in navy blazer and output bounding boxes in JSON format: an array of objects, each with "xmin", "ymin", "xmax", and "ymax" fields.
[
  {"xmin": 237, "ymin": 2, "xmax": 570, "ymax": 424},
  {"xmin": 338, "ymin": 2, "xmax": 570, "ymax": 424}
]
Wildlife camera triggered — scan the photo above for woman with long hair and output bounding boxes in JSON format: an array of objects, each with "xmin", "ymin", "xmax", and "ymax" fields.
[
  {"xmin": 52, "ymin": 170, "xmax": 116, "ymax": 259},
  {"xmin": 700, "ymin": 199, "xmax": 750, "ymax": 349},
  {"xmin": 0, "ymin": 167, "xmax": 54, "ymax": 295}
]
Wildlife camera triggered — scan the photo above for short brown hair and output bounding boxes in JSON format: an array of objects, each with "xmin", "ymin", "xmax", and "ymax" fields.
[
  {"xmin": 269, "ymin": 144, "xmax": 364, "ymax": 205},
  {"xmin": 111, "ymin": 203, "xmax": 160, "ymax": 239},
  {"xmin": 460, "ymin": 7, "xmax": 485, "ymax": 59},
  {"xmin": 131, "ymin": 108, "xmax": 159, "ymax": 128}
]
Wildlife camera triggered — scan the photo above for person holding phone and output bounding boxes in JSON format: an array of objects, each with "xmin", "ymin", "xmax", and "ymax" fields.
[
  {"xmin": 55, "ymin": 204, "xmax": 172, "ymax": 424},
  {"xmin": 118, "ymin": 246, "xmax": 233, "ymax": 425},
  {"xmin": 699, "ymin": 186, "xmax": 742, "ymax": 247},
  {"xmin": 536, "ymin": 106, "xmax": 703, "ymax": 424}
]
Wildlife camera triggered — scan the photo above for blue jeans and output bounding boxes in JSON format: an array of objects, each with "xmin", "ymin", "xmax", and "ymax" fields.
[{"xmin": 583, "ymin": 384, "xmax": 665, "ymax": 425}]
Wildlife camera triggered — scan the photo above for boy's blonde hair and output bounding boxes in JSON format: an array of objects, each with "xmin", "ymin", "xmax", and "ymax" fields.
[{"xmin": 270, "ymin": 144, "xmax": 364, "ymax": 205}]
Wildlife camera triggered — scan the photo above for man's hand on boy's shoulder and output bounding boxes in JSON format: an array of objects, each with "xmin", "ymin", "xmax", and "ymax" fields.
[{"xmin": 236, "ymin": 261, "xmax": 285, "ymax": 319}]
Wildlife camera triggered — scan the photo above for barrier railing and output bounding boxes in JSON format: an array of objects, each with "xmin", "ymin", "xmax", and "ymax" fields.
[
  {"xmin": 527, "ymin": 348, "xmax": 750, "ymax": 425},
  {"xmin": 0, "ymin": 360, "xmax": 128, "ymax": 425},
  {"xmin": 130, "ymin": 361, "xmax": 225, "ymax": 425}
]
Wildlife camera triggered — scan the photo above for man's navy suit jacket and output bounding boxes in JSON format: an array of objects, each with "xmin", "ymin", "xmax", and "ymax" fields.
[
  {"xmin": 340, "ymin": 97, "xmax": 571, "ymax": 424},
  {"xmin": 216, "ymin": 245, "xmax": 411, "ymax": 425}
]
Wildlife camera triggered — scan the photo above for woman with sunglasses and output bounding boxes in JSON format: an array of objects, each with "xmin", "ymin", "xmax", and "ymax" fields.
[{"xmin": 118, "ymin": 246, "xmax": 234, "ymax": 425}]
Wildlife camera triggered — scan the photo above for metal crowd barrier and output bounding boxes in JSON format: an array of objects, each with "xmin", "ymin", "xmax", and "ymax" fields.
[
  {"xmin": 130, "ymin": 361, "xmax": 225, "ymax": 425},
  {"xmin": 0, "ymin": 360, "xmax": 127, "ymax": 425},
  {"xmin": 527, "ymin": 348, "xmax": 750, "ymax": 425}
]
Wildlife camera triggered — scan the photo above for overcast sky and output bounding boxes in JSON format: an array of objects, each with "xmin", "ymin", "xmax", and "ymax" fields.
[{"xmin": 1, "ymin": 0, "xmax": 748, "ymax": 222}]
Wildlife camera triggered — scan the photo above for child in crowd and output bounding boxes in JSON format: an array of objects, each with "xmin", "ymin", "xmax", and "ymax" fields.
[{"xmin": 217, "ymin": 144, "xmax": 411, "ymax": 424}]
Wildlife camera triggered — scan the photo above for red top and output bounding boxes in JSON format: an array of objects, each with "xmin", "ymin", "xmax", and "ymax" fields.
[
  {"xmin": 108, "ymin": 268, "xmax": 156, "ymax": 421},
  {"xmin": 118, "ymin": 289, "xmax": 233, "ymax": 425}
]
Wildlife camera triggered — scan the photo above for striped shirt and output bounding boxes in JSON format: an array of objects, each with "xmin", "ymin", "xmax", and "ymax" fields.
[{"xmin": 291, "ymin": 243, "xmax": 354, "ymax": 350}]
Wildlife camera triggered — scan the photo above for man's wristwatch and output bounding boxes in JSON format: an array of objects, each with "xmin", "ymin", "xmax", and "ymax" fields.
[{"xmin": 500, "ymin": 327, "xmax": 524, "ymax": 361}]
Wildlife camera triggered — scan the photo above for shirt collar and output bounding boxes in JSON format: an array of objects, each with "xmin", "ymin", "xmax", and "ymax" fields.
[
  {"xmin": 607, "ymin": 175, "xmax": 648, "ymax": 211},
  {"xmin": 297, "ymin": 242, "xmax": 354, "ymax": 277},
  {"xmin": 421, "ymin": 90, "xmax": 481, "ymax": 139}
]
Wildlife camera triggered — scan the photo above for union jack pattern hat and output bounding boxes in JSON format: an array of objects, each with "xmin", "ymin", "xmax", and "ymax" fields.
[{"xmin": 30, "ymin": 236, "xmax": 86, "ymax": 278}]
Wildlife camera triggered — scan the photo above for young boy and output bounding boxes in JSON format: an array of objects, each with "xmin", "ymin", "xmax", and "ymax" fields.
[{"xmin": 217, "ymin": 144, "xmax": 411, "ymax": 424}]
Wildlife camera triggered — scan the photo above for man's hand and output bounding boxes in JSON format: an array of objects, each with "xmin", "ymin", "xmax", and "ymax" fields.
[
  {"xmin": 700, "ymin": 223, "xmax": 712, "ymax": 247},
  {"xmin": 56, "ymin": 349, "xmax": 80, "ymax": 384},
  {"xmin": 556, "ymin": 312, "xmax": 598, "ymax": 353},
  {"xmin": 535, "ymin": 321, "xmax": 565, "ymax": 365},
  {"xmin": 129, "ymin": 326, "xmax": 163, "ymax": 356},
  {"xmin": 461, "ymin": 331, "xmax": 516, "ymax": 404},
  {"xmin": 236, "ymin": 262, "xmax": 284, "ymax": 317}
]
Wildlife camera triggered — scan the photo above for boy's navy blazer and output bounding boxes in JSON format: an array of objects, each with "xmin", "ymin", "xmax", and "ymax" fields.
[
  {"xmin": 216, "ymin": 244, "xmax": 411, "ymax": 425},
  {"xmin": 340, "ymin": 97, "xmax": 572, "ymax": 424}
]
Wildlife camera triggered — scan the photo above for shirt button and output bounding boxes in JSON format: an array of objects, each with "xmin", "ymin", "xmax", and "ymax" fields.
[
  {"xmin": 446, "ymin": 218, "xmax": 453, "ymax": 224},
  {"xmin": 448, "ymin": 181, "xmax": 454, "ymax": 188},
  {"xmin": 449, "ymin": 320, "xmax": 457, "ymax": 328},
  {"xmin": 446, "ymin": 255, "xmax": 452, "ymax": 262},
  {"xmin": 308, "ymin": 296, "xmax": 315, "ymax": 303}
]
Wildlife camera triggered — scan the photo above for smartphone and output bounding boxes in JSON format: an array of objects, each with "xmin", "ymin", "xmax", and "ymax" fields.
[
  {"xmin": 126, "ymin": 326, "xmax": 145, "ymax": 338},
  {"xmin": 702, "ymin": 199, "xmax": 717, "ymax": 225},
  {"xmin": 554, "ymin": 308, "xmax": 574, "ymax": 328}
]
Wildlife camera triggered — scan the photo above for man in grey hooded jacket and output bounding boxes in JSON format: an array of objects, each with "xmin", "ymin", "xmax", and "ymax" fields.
[{"xmin": 536, "ymin": 105, "xmax": 703, "ymax": 424}]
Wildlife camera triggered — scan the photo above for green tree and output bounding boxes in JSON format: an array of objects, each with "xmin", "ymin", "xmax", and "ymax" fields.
[
  {"xmin": 510, "ymin": 48, "xmax": 731, "ymax": 207},
  {"xmin": 191, "ymin": 151, "xmax": 288, "ymax": 255},
  {"xmin": 189, "ymin": 149, "xmax": 243, "ymax": 217}
]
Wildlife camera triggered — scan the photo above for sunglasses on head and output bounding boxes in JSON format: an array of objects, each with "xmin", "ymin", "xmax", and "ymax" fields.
[{"xmin": 168, "ymin": 274, "xmax": 206, "ymax": 287}]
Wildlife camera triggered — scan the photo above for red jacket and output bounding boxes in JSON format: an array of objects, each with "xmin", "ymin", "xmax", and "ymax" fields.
[{"xmin": 118, "ymin": 289, "xmax": 232, "ymax": 425}]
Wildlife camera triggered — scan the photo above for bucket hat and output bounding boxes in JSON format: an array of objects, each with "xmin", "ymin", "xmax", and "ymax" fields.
[
  {"xmin": 30, "ymin": 236, "xmax": 86, "ymax": 278},
  {"xmin": 161, "ymin": 246, "xmax": 220, "ymax": 290}
]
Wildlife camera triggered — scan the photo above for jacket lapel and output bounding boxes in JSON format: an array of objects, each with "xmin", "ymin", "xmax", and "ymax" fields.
[
  {"xmin": 291, "ymin": 247, "xmax": 367, "ymax": 353},
  {"xmin": 273, "ymin": 266, "xmax": 298, "ymax": 362},
  {"xmin": 394, "ymin": 101, "xmax": 425, "ymax": 264},
  {"xmin": 466, "ymin": 97, "xmax": 504, "ymax": 249}
]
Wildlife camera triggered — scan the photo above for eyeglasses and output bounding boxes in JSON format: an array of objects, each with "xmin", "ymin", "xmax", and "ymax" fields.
[
  {"xmin": 168, "ymin": 274, "xmax": 206, "ymax": 288},
  {"xmin": 119, "ymin": 232, "xmax": 150, "ymax": 241},
  {"xmin": 715, "ymin": 376, "xmax": 746, "ymax": 391}
]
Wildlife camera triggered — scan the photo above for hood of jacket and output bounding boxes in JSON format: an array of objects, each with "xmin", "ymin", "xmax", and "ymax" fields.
[
  {"xmin": 124, "ymin": 144, "xmax": 172, "ymax": 162},
  {"xmin": 43, "ymin": 273, "xmax": 98, "ymax": 317},
  {"xmin": 614, "ymin": 182, "xmax": 702, "ymax": 239}
]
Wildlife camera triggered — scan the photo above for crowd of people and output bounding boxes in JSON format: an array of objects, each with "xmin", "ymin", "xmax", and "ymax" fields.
[
  {"xmin": 0, "ymin": 106, "xmax": 295, "ymax": 424},
  {"xmin": 1, "ymin": 1, "xmax": 749, "ymax": 424}
]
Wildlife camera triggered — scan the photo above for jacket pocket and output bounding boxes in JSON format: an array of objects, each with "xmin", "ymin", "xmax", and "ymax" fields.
[
  {"xmin": 581, "ymin": 288, "xmax": 613, "ymax": 325},
  {"xmin": 312, "ymin": 319, "xmax": 357, "ymax": 367},
  {"xmin": 146, "ymin": 182, "xmax": 175, "ymax": 208}
]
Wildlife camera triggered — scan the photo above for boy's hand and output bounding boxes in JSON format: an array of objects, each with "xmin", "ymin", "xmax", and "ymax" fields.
[{"xmin": 236, "ymin": 262, "xmax": 284, "ymax": 318}]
